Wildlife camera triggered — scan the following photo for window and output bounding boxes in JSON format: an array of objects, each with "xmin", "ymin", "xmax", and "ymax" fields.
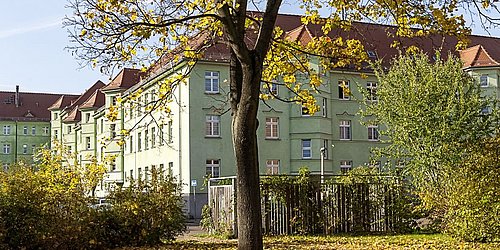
[
  {"xmin": 301, "ymin": 105, "xmax": 310, "ymax": 116},
  {"xmin": 168, "ymin": 120, "xmax": 173, "ymax": 143},
  {"xmin": 367, "ymin": 50, "xmax": 377, "ymax": 58},
  {"xmin": 100, "ymin": 119, "xmax": 104, "ymax": 133},
  {"xmin": 151, "ymin": 127, "xmax": 156, "ymax": 147},
  {"xmin": 138, "ymin": 132, "xmax": 142, "ymax": 151},
  {"xmin": 3, "ymin": 144, "xmax": 10, "ymax": 154},
  {"xmin": 265, "ymin": 117, "xmax": 279, "ymax": 139},
  {"xmin": 32, "ymin": 145, "xmax": 36, "ymax": 154},
  {"xmin": 301, "ymin": 139, "xmax": 312, "ymax": 159},
  {"xmin": 338, "ymin": 80, "xmax": 350, "ymax": 100},
  {"xmin": 168, "ymin": 162, "xmax": 174, "ymax": 176},
  {"xmin": 110, "ymin": 159, "xmax": 116, "ymax": 171},
  {"xmin": 322, "ymin": 139, "xmax": 328, "ymax": 159},
  {"xmin": 145, "ymin": 166, "xmax": 149, "ymax": 183},
  {"xmin": 67, "ymin": 125, "xmax": 72, "ymax": 134},
  {"xmin": 54, "ymin": 112, "xmax": 59, "ymax": 119},
  {"xmin": 86, "ymin": 137, "xmax": 91, "ymax": 150},
  {"xmin": 205, "ymin": 71, "xmax": 220, "ymax": 93},
  {"xmin": 31, "ymin": 126, "xmax": 36, "ymax": 135},
  {"xmin": 145, "ymin": 129, "xmax": 149, "ymax": 149},
  {"xmin": 322, "ymin": 98, "xmax": 327, "ymax": 117},
  {"xmin": 159, "ymin": 125, "xmax": 164, "ymax": 145},
  {"xmin": 130, "ymin": 169, "xmax": 134, "ymax": 180},
  {"xmin": 205, "ymin": 115, "xmax": 220, "ymax": 137},
  {"xmin": 54, "ymin": 129, "xmax": 58, "ymax": 139},
  {"xmin": 110, "ymin": 124, "xmax": 116, "ymax": 138},
  {"xmin": 367, "ymin": 82, "xmax": 377, "ymax": 101},
  {"xmin": 3, "ymin": 125, "xmax": 11, "ymax": 135},
  {"xmin": 340, "ymin": 160, "xmax": 352, "ymax": 173},
  {"xmin": 129, "ymin": 136, "xmax": 134, "ymax": 153},
  {"xmin": 266, "ymin": 160, "xmax": 279, "ymax": 175},
  {"xmin": 112, "ymin": 96, "xmax": 117, "ymax": 106},
  {"xmin": 22, "ymin": 144, "xmax": 28, "ymax": 154},
  {"xmin": 339, "ymin": 120, "xmax": 351, "ymax": 140},
  {"xmin": 85, "ymin": 113, "xmax": 91, "ymax": 123},
  {"xmin": 138, "ymin": 168, "xmax": 142, "ymax": 180},
  {"xmin": 42, "ymin": 127, "xmax": 49, "ymax": 135},
  {"xmin": 368, "ymin": 125, "xmax": 379, "ymax": 141},
  {"xmin": 265, "ymin": 82, "xmax": 278, "ymax": 96},
  {"xmin": 480, "ymin": 74, "xmax": 488, "ymax": 87},
  {"xmin": 23, "ymin": 126, "xmax": 28, "ymax": 135},
  {"xmin": 206, "ymin": 159, "xmax": 220, "ymax": 177}
]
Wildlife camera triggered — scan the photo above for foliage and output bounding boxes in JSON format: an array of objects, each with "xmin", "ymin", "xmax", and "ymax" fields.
[
  {"xmin": 161, "ymin": 234, "xmax": 500, "ymax": 250},
  {"xmin": 364, "ymin": 52, "xmax": 500, "ymax": 241},
  {"xmin": 0, "ymin": 145, "xmax": 186, "ymax": 249},
  {"xmin": 65, "ymin": 0, "xmax": 498, "ymax": 248},
  {"xmin": 0, "ymin": 146, "xmax": 97, "ymax": 249},
  {"xmin": 100, "ymin": 167, "xmax": 187, "ymax": 247}
]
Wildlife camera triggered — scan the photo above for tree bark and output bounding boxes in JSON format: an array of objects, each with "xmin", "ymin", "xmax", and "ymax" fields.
[{"xmin": 231, "ymin": 50, "xmax": 263, "ymax": 249}]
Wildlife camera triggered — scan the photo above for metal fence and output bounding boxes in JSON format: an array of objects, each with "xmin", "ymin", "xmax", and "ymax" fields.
[{"xmin": 207, "ymin": 176, "xmax": 401, "ymax": 236}]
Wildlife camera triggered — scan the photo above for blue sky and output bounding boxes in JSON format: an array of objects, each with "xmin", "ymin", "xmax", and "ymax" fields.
[{"xmin": 0, "ymin": 1, "xmax": 498, "ymax": 94}]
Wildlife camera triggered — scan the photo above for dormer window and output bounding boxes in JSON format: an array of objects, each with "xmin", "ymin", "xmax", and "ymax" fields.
[{"xmin": 367, "ymin": 50, "xmax": 377, "ymax": 59}]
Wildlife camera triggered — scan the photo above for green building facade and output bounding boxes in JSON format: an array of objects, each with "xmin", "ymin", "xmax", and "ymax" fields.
[{"xmin": 50, "ymin": 15, "xmax": 500, "ymax": 218}]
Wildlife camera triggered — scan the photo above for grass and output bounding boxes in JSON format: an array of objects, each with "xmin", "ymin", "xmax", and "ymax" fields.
[{"xmin": 121, "ymin": 234, "xmax": 500, "ymax": 249}]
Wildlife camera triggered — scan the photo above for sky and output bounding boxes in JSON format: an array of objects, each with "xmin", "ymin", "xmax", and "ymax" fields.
[{"xmin": 0, "ymin": 1, "xmax": 499, "ymax": 95}]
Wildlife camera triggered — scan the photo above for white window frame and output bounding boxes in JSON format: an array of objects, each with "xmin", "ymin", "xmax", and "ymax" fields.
[
  {"xmin": 367, "ymin": 82, "xmax": 377, "ymax": 101},
  {"xmin": 138, "ymin": 132, "xmax": 142, "ymax": 151},
  {"xmin": 322, "ymin": 98, "xmax": 327, "ymax": 117},
  {"xmin": 205, "ymin": 115, "xmax": 220, "ymax": 137},
  {"xmin": 31, "ymin": 126, "xmax": 36, "ymax": 135},
  {"xmin": 340, "ymin": 160, "xmax": 352, "ymax": 173},
  {"xmin": 145, "ymin": 129, "xmax": 149, "ymax": 149},
  {"xmin": 23, "ymin": 126, "xmax": 28, "ymax": 135},
  {"xmin": 43, "ymin": 127, "xmax": 49, "ymax": 135},
  {"xmin": 3, "ymin": 144, "xmax": 10, "ymax": 154},
  {"xmin": 368, "ymin": 125, "xmax": 379, "ymax": 141},
  {"xmin": 266, "ymin": 160, "xmax": 280, "ymax": 175},
  {"xmin": 206, "ymin": 159, "xmax": 220, "ymax": 177},
  {"xmin": 22, "ymin": 144, "xmax": 28, "ymax": 154},
  {"xmin": 338, "ymin": 80, "xmax": 350, "ymax": 100},
  {"xmin": 301, "ymin": 106, "xmax": 311, "ymax": 116},
  {"xmin": 205, "ymin": 71, "xmax": 220, "ymax": 93},
  {"xmin": 3, "ymin": 125, "xmax": 11, "ymax": 135},
  {"xmin": 339, "ymin": 120, "xmax": 351, "ymax": 140},
  {"xmin": 301, "ymin": 139, "xmax": 312, "ymax": 159},
  {"xmin": 265, "ymin": 117, "xmax": 279, "ymax": 139},
  {"xmin": 480, "ymin": 74, "xmax": 488, "ymax": 87}
]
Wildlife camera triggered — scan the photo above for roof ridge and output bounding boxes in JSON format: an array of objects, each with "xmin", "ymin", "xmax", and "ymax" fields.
[{"xmin": 478, "ymin": 45, "xmax": 500, "ymax": 65}]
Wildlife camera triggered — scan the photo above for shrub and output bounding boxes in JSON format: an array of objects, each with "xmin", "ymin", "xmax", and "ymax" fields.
[{"xmin": 97, "ymin": 168, "xmax": 187, "ymax": 247}]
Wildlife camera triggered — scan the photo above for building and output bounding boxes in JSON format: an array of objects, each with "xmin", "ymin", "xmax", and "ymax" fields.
[
  {"xmin": 49, "ymin": 14, "xmax": 500, "ymax": 218},
  {"xmin": 0, "ymin": 86, "xmax": 76, "ymax": 169}
]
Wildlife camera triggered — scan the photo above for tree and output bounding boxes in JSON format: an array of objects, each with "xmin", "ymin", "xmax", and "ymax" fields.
[
  {"xmin": 363, "ymin": 52, "xmax": 500, "ymax": 240},
  {"xmin": 64, "ymin": 0, "xmax": 497, "ymax": 248}
]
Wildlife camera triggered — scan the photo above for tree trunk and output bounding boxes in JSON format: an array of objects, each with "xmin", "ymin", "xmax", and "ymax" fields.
[{"xmin": 231, "ymin": 51, "xmax": 263, "ymax": 249}]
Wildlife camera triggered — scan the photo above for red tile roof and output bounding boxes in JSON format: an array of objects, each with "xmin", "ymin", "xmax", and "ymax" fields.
[
  {"xmin": 63, "ymin": 105, "xmax": 81, "ymax": 123},
  {"xmin": 48, "ymin": 95, "xmax": 79, "ymax": 111},
  {"xmin": 0, "ymin": 90, "xmax": 72, "ymax": 121},
  {"xmin": 101, "ymin": 68, "xmax": 144, "ymax": 91},
  {"xmin": 460, "ymin": 44, "xmax": 500, "ymax": 68},
  {"xmin": 79, "ymin": 89, "xmax": 105, "ymax": 110},
  {"xmin": 60, "ymin": 80, "xmax": 106, "ymax": 123},
  {"xmin": 148, "ymin": 13, "xmax": 500, "ymax": 74}
]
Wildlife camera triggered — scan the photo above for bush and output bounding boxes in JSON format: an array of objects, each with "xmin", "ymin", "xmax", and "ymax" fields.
[
  {"xmin": 96, "ymin": 168, "xmax": 187, "ymax": 248},
  {"xmin": 0, "ymin": 145, "xmax": 186, "ymax": 249}
]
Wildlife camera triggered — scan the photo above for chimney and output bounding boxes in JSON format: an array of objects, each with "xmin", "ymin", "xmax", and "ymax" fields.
[{"xmin": 15, "ymin": 85, "xmax": 20, "ymax": 107}]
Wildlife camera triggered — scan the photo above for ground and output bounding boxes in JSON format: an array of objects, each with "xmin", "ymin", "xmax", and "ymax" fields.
[{"xmin": 119, "ymin": 225, "xmax": 500, "ymax": 249}]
